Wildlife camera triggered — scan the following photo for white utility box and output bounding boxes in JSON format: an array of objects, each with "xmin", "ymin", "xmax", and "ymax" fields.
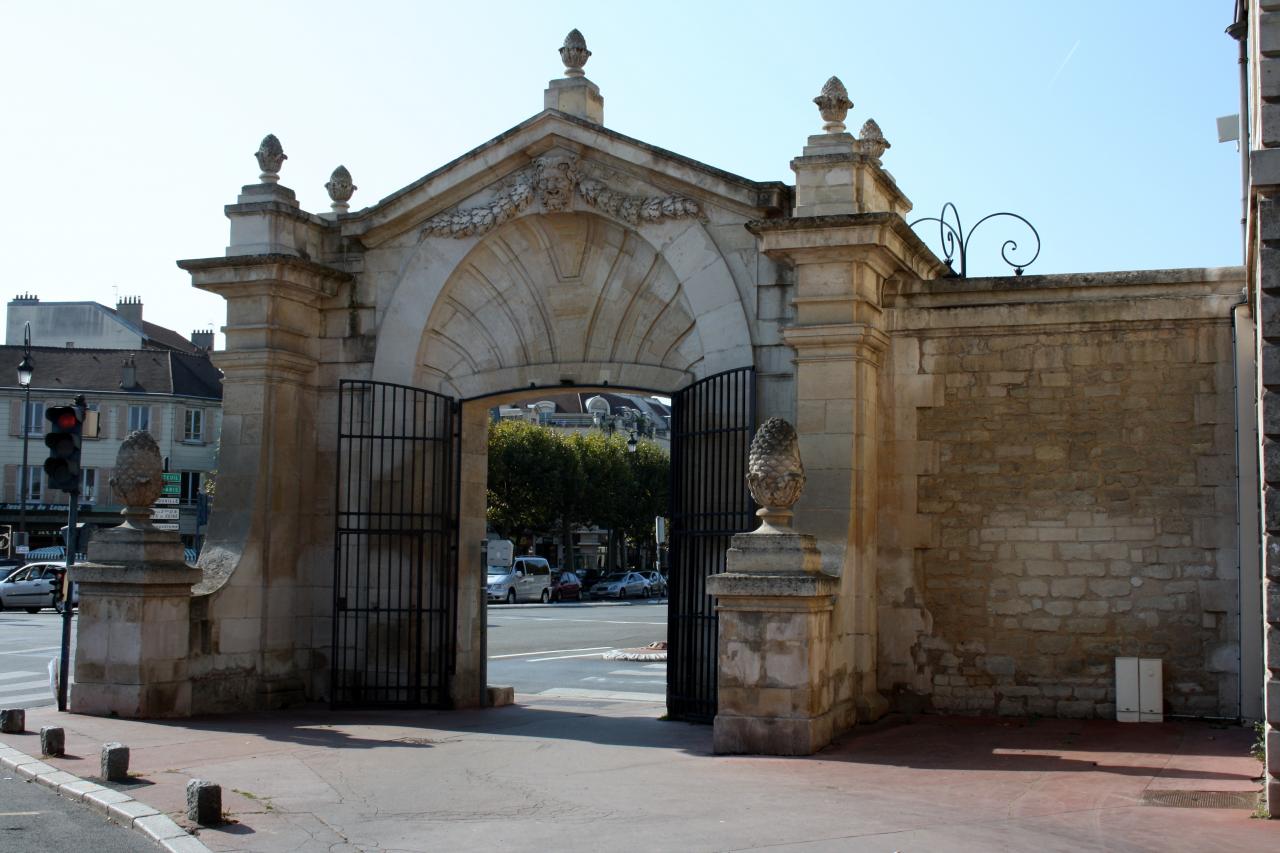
[{"xmin": 1115, "ymin": 657, "xmax": 1163, "ymax": 722}]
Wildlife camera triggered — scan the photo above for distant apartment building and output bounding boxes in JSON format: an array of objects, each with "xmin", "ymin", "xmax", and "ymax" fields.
[{"xmin": 1, "ymin": 295, "xmax": 221, "ymax": 553}]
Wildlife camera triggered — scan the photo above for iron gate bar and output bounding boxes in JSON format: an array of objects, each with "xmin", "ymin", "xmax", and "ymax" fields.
[
  {"xmin": 667, "ymin": 366, "xmax": 755, "ymax": 723},
  {"xmin": 332, "ymin": 379, "xmax": 459, "ymax": 708}
]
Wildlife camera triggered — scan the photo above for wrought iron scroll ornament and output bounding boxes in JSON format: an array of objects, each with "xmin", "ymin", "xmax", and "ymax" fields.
[{"xmin": 908, "ymin": 203, "xmax": 1041, "ymax": 277}]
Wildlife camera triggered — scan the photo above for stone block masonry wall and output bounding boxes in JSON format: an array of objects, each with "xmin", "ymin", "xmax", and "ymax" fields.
[{"xmin": 911, "ymin": 322, "xmax": 1240, "ymax": 719}]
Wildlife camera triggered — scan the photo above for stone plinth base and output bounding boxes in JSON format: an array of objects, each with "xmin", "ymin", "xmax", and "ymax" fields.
[
  {"xmin": 712, "ymin": 710, "xmax": 834, "ymax": 756},
  {"xmin": 706, "ymin": 530, "xmax": 838, "ymax": 755},
  {"xmin": 70, "ymin": 554, "xmax": 201, "ymax": 719}
]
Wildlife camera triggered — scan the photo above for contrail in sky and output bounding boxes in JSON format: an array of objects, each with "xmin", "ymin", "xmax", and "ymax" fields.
[{"xmin": 1048, "ymin": 39, "xmax": 1081, "ymax": 90}]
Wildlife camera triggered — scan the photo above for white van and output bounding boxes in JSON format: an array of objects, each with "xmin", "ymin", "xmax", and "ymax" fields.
[{"xmin": 486, "ymin": 556, "xmax": 553, "ymax": 604}]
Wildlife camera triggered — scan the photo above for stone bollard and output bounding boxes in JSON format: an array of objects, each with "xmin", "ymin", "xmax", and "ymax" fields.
[
  {"xmin": 186, "ymin": 779, "xmax": 222, "ymax": 826},
  {"xmin": 0, "ymin": 709, "xmax": 25, "ymax": 734},
  {"xmin": 101, "ymin": 742, "xmax": 129, "ymax": 782},
  {"xmin": 39, "ymin": 726, "xmax": 65, "ymax": 757}
]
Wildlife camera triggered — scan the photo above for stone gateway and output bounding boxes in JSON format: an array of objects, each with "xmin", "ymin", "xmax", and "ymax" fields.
[{"xmin": 147, "ymin": 32, "xmax": 1255, "ymax": 756}]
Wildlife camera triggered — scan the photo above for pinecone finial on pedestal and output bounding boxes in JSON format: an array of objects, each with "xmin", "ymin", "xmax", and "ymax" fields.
[{"xmin": 745, "ymin": 417, "xmax": 806, "ymax": 532}]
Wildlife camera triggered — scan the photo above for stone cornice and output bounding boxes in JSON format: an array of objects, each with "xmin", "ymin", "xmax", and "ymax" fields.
[
  {"xmin": 222, "ymin": 200, "xmax": 331, "ymax": 228},
  {"xmin": 177, "ymin": 254, "xmax": 351, "ymax": 303},
  {"xmin": 747, "ymin": 213, "xmax": 949, "ymax": 280},
  {"xmin": 782, "ymin": 323, "xmax": 890, "ymax": 365}
]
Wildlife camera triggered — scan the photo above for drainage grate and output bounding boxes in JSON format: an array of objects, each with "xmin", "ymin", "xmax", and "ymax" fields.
[{"xmin": 1140, "ymin": 790, "xmax": 1259, "ymax": 810}]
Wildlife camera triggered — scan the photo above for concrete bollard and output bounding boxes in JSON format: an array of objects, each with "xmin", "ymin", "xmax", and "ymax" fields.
[
  {"xmin": 186, "ymin": 779, "xmax": 222, "ymax": 826},
  {"xmin": 101, "ymin": 742, "xmax": 129, "ymax": 782},
  {"xmin": 39, "ymin": 726, "xmax": 65, "ymax": 757},
  {"xmin": 0, "ymin": 709, "xmax": 25, "ymax": 734}
]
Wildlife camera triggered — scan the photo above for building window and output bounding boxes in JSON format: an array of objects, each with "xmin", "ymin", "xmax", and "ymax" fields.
[
  {"xmin": 128, "ymin": 405, "xmax": 150, "ymax": 433},
  {"xmin": 23, "ymin": 466, "xmax": 41, "ymax": 502},
  {"xmin": 24, "ymin": 401, "xmax": 44, "ymax": 435},
  {"xmin": 179, "ymin": 471, "xmax": 202, "ymax": 504},
  {"xmin": 184, "ymin": 409, "xmax": 203, "ymax": 442},
  {"xmin": 81, "ymin": 469, "xmax": 96, "ymax": 503}
]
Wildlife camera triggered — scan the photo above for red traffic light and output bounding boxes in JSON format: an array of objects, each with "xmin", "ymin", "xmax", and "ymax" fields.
[{"xmin": 53, "ymin": 410, "xmax": 78, "ymax": 429}]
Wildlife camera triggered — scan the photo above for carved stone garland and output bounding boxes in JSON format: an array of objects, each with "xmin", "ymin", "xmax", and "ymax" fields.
[{"xmin": 419, "ymin": 156, "xmax": 704, "ymax": 238}]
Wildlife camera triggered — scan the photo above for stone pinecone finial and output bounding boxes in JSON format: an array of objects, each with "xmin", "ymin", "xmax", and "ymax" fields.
[
  {"xmin": 255, "ymin": 134, "xmax": 287, "ymax": 183},
  {"xmin": 560, "ymin": 29, "xmax": 591, "ymax": 78},
  {"xmin": 814, "ymin": 76, "xmax": 853, "ymax": 134},
  {"xmin": 325, "ymin": 165, "xmax": 357, "ymax": 213},
  {"xmin": 858, "ymin": 118, "xmax": 890, "ymax": 162},
  {"xmin": 110, "ymin": 430, "xmax": 163, "ymax": 526},
  {"xmin": 746, "ymin": 417, "xmax": 806, "ymax": 532}
]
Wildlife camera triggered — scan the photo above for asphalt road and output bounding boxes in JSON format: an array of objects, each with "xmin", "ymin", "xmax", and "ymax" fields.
[
  {"xmin": 0, "ymin": 611, "xmax": 68, "ymax": 711},
  {"xmin": 0, "ymin": 772, "xmax": 140, "ymax": 853},
  {"xmin": 486, "ymin": 599, "xmax": 668, "ymax": 700}
]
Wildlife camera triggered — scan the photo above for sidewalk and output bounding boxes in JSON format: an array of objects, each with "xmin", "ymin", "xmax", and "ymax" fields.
[{"xmin": 3, "ymin": 696, "xmax": 1274, "ymax": 852}]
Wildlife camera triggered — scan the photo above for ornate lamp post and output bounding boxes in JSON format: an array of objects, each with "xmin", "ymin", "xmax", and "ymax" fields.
[
  {"xmin": 16, "ymin": 323, "xmax": 33, "ymax": 553},
  {"xmin": 626, "ymin": 431, "xmax": 638, "ymax": 454}
]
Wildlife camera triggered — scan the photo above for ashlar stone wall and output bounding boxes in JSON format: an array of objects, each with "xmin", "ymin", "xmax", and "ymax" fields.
[{"xmin": 879, "ymin": 268, "xmax": 1248, "ymax": 719}]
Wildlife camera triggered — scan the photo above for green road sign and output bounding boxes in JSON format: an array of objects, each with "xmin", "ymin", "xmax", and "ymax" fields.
[
  {"xmin": 161, "ymin": 484, "xmax": 180, "ymax": 496},
  {"xmin": 161, "ymin": 473, "xmax": 180, "ymax": 483}
]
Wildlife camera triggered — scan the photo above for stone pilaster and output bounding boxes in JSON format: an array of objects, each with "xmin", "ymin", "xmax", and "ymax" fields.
[
  {"xmin": 1258, "ymin": 192, "xmax": 1280, "ymax": 813},
  {"xmin": 176, "ymin": 254, "xmax": 350, "ymax": 712},
  {"xmin": 749, "ymin": 215, "xmax": 946, "ymax": 730}
]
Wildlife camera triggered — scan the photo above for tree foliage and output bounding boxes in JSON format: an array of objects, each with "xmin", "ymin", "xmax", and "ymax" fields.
[{"xmin": 486, "ymin": 420, "xmax": 669, "ymax": 555}]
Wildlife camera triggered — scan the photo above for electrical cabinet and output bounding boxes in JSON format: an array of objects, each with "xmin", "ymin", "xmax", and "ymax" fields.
[{"xmin": 1115, "ymin": 657, "xmax": 1163, "ymax": 723}]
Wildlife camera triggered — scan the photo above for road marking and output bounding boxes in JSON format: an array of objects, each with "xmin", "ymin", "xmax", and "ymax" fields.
[
  {"xmin": 526, "ymin": 652, "xmax": 609, "ymax": 662},
  {"xmin": 489, "ymin": 646, "xmax": 612, "ymax": 660},
  {"xmin": 642, "ymin": 664, "xmax": 666, "ymax": 670},
  {"xmin": 607, "ymin": 670, "xmax": 666, "ymax": 677},
  {"xmin": 0, "ymin": 646, "xmax": 60, "ymax": 656},
  {"xmin": 0, "ymin": 670, "xmax": 40, "ymax": 682},
  {"xmin": 0, "ymin": 812, "xmax": 42, "ymax": 817},
  {"xmin": 0, "ymin": 692, "xmax": 54, "ymax": 705},
  {"xmin": 536, "ymin": 687, "xmax": 663, "ymax": 702},
  {"xmin": 0, "ymin": 679, "xmax": 51, "ymax": 693}
]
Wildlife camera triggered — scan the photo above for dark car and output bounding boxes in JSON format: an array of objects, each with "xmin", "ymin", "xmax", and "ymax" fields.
[{"xmin": 549, "ymin": 571, "xmax": 583, "ymax": 602}]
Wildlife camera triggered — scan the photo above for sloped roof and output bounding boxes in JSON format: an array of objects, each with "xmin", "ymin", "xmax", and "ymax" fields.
[{"xmin": 0, "ymin": 346, "xmax": 221, "ymax": 400}]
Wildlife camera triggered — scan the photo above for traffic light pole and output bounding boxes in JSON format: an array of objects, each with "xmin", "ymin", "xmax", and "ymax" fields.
[{"xmin": 57, "ymin": 492, "xmax": 77, "ymax": 712}]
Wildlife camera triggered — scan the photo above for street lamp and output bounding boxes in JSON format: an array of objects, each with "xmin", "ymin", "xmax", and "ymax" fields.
[
  {"xmin": 16, "ymin": 323, "xmax": 33, "ymax": 554},
  {"xmin": 626, "ymin": 431, "xmax": 638, "ymax": 454}
]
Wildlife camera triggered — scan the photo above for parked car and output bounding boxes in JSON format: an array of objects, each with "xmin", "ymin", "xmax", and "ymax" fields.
[
  {"xmin": 639, "ymin": 571, "xmax": 667, "ymax": 597},
  {"xmin": 589, "ymin": 571, "xmax": 650, "ymax": 599},
  {"xmin": 549, "ymin": 571, "xmax": 583, "ymax": 602},
  {"xmin": 486, "ymin": 556, "xmax": 553, "ymax": 603},
  {"xmin": 0, "ymin": 563, "xmax": 77, "ymax": 613}
]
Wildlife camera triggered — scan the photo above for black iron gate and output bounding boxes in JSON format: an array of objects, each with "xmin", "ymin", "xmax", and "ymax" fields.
[
  {"xmin": 667, "ymin": 366, "xmax": 756, "ymax": 722},
  {"xmin": 332, "ymin": 380, "xmax": 459, "ymax": 708}
]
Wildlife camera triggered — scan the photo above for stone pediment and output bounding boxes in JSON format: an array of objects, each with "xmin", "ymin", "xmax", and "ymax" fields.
[{"xmin": 344, "ymin": 111, "xmax": 786, "ymax": 248}]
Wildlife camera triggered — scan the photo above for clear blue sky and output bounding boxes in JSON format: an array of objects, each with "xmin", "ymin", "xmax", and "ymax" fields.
[{"xmin": 0, "ymin": 1, "xmax": 1243, "ymax": 347}]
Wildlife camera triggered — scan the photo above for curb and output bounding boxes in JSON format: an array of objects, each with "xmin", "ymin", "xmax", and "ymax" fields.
[{"xmin": 0, "ymin": 739, "xmax": 211, "ymax": 853}]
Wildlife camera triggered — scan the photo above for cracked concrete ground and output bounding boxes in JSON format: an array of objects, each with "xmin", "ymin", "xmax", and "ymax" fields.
[{"xmin": 2, "ymin": 696, "xmax": 1274, "ymax": 852}]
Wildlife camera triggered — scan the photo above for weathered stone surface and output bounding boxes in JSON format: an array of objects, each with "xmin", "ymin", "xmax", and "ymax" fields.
[
  {"xmin": 186, "ymin": 779, "xmax": 222, "ymax": 825},
  {"xmin": 39, "ymin": 726, "xmax": 64, "ymax": 757},
  {"xmin": 101, "ymin": 742, "xmax": 129, "ymax": 782},
  {"xmin": 0, "ymin": 709, "xmax": 24, "ymax": 733},
  {"xmin": 893, "ymin": 277, "xmax": 1244, "ymax": 720}
]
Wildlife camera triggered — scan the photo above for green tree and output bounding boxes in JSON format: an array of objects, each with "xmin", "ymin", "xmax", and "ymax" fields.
[
  {"xmin": 485, "ymin": 420, "xmax": 570, "ymax": 540},
  {"xmin": 620, "ymin": 439, "xmax": 669, "ymax": 567}
]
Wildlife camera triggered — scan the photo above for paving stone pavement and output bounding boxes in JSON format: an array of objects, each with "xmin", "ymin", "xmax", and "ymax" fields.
[{"xmin": 1, "ymin": 698, "xmax": 1275, "ymax": 852}]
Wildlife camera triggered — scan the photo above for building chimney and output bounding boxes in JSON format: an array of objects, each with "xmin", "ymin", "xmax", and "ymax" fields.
[
  {"xmin": 190, "ymin": 330, "xmax": 214, "ymax": 351},
  {"xmin": 120, "ymin": 354, "xmax": 137, "ymax": 390},
  {"xmin": 116, "ymin": 295, "xmax": 143, "ymax": 326},
  {"xmin": 10, "ymin": 293, "xmax": 39, "ymax": 304}
]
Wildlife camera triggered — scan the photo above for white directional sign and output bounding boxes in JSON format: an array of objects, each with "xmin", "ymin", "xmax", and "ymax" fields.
[
  {"xmin": 152, "ymin": 523, "xmax": 179, "ymax": 531},
  {"xmin": 151, "ymin": 507, "xmax": 180, "ymax": 520},
  {"xmin": 154, "ymin": 497, "xmax": 180, "ymax": 506}
]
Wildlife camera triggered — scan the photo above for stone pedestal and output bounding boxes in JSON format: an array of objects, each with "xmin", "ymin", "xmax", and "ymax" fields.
[
  {"xmin": 706, "ymin": 531, "xmax": 839, "ymax": 755},
  {"xmin": 70, "ymin": 524, "xmax": 201, "ymax": 719}
]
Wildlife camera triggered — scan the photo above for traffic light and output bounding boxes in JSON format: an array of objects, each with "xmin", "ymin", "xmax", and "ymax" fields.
[{"xmin": 44, "ymin": 404, "xmax": 83, "ymax": 494}]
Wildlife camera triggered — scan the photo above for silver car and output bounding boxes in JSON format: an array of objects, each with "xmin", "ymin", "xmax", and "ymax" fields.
[
  {"xmin": 589, "ymin": 572, "xmax": 650, "ymax": 599},
  {"xmin": 0, "ymin": 563, "xmax": 75, "ymax": 613}
]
